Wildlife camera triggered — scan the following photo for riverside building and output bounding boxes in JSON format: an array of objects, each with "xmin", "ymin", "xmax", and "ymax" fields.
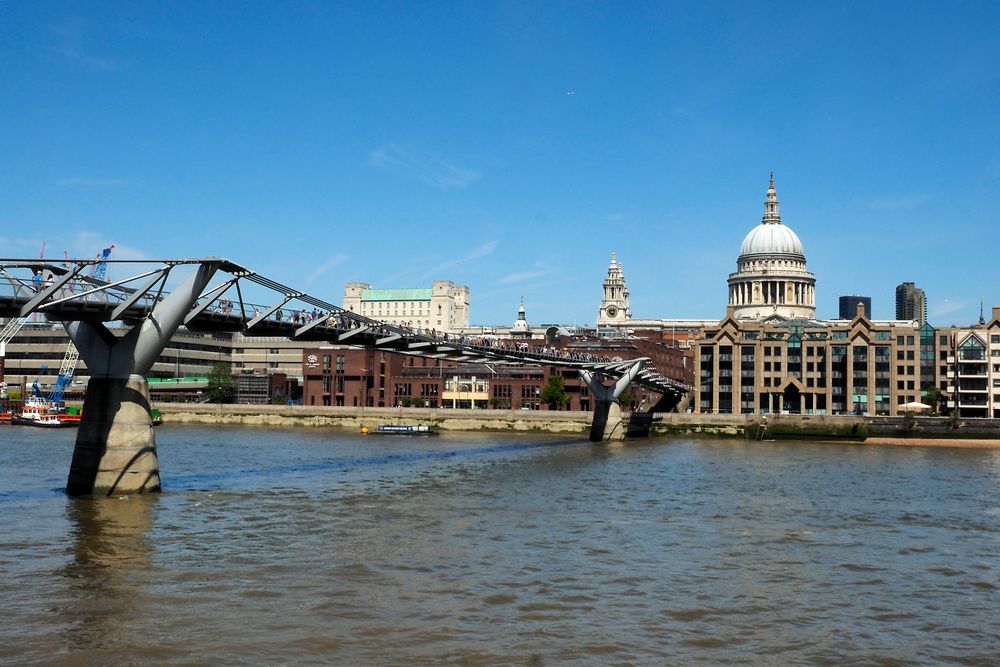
[
  {"xmin": 343, "ymin": 281, "xmax": 470, "ymax": 333},
  {"xmin": 934, "ymin": 307, "xmax": 1000, "ymax": 418},
  {"xmin": 695, "ymin": 176, "xmax": 938, "ymax": 416}
]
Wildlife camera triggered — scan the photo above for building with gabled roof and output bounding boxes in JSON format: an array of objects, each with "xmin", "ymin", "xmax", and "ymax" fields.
[{"xmin": 695, "ymin": 303, "xmax": 923, "ymax": 415}]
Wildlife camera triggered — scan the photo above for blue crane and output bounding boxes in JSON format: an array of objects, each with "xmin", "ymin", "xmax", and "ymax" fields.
[{"xmin": 47, "ymin": 245, "xmax": 114, "ymax": 406}]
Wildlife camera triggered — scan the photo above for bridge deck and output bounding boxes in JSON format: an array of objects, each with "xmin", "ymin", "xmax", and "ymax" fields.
[{"xmin": 0, "ymin": 258, "xmax": 691, "ymax": 396}]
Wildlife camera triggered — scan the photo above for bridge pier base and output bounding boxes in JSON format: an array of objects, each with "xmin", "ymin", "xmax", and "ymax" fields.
[
  {"xmin": 67, "ymin": 375, "xmax": 159, "ymax": 496},
  {"xmin": 590, "ymin": 399, "xmax": 626, "ymax": 442}
]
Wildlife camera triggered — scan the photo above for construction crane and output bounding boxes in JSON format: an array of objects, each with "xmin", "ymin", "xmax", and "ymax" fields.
[
  {"xmin": 0, "ymin": 243, "xmax": 50, "ymax": 397},
  {"xmin": 47, "ymin": 344, "xmax": 80, "ymax": 406},
  {"xmin": 0, "ymin": 244, "xmax": 115, "ymax": 402},
  {"xmin": 0, "ymin": 316, "xmax": 30, "ymax": 399},
  {"xmin": 46, "ymin": 245, "xmax": 114, "ymax": 406},
  {"xmin": 92, "ymin": 245, "xmax": 114, "ymax": 281}
]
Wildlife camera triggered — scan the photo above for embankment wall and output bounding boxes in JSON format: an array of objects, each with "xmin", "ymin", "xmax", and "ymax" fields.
[
  {"xmin": 152, "ymin": 403, "xmax": 591, "ymax": 434},
  {"xmin": 151, "ymin": 403, "xmax": 1000, "ymax": 443}
]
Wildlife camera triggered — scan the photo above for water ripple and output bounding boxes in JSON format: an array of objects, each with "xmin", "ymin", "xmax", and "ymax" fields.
[{"xmin": 0, "ymin": 426, "xmax": 998, "ymax": 664}]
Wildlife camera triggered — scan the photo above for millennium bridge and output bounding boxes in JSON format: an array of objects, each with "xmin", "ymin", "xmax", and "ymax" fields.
[{"xmin": 0, "ymin": 257, "xmax": 691, "ymax": 496}]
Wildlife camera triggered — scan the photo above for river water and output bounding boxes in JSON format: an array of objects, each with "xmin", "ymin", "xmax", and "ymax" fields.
[{"xmin": 1, "ymin": 425, "xmax": 998, "ymax": 665}]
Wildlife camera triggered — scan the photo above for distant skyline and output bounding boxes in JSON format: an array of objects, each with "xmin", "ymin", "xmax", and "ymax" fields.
[{"xmin": 2, "ymin": 2, "xmax": 998, "ymax": 327}]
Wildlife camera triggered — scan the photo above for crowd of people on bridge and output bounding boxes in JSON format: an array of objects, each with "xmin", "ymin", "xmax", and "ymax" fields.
[
  {"xmin": 190, "ymin": 293, "xmax": 676, "ymax": 382},
  {"xmin": 223, "ymin": 299, "xmax": 626, "ymax": 366}
]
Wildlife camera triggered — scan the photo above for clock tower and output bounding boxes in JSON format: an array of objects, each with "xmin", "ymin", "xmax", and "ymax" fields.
[{"xmin": 597, "ymin": 251, "xmax": 631, "ymax": 326}]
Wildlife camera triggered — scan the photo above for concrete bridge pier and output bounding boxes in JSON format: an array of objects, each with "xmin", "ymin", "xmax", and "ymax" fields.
[
  {"xmin": 65, "ymin": 263, "xmax": 219, "ymax": 496},
  {"xmin": 68, "ymin": 374, "xmax": 159, "ymax": 495},
  {"xmin": 580, "ymin": 361, "xmax": 642, "ymax": 442}
]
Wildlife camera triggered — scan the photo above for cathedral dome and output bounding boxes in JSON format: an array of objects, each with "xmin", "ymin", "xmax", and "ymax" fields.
[
  {"xmin": 727, "ymin": 174, "xmax": 816, "ymax": 321},
  {"xmin": 738, "ymin": 222, "xmax": 805, "ymax": 259}
]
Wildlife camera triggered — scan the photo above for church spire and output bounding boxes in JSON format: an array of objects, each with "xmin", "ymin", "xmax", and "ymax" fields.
[{"xmin": 762, "ymin": 172, "xmax": 781, "ymax": 224}]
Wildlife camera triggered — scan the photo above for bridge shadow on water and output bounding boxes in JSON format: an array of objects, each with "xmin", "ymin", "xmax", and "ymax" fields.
[{"xmin": 164, "ymin": 437, "xmax": 592, "ymax": 492}]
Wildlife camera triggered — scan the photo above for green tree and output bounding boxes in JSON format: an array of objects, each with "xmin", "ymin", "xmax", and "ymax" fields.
[
  {"xmin": 922, "ymin": 385, "xmax": 943, "ymax": 415},
  {"xmin": 540, "ymin": 374, "xmax": 570, "ymax": 410},
  {"xmin": 618, "ymin": 387, "xmax": 634, "ymax": 409},
  {"xmin": 206, "ymin": 362, "xmax": 235, "ymax": 403}
]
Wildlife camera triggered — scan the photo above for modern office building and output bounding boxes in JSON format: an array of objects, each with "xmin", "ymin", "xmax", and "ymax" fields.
[
  {"xmin": 230, "ymin": 334, "xmax": 313, "ymax": 381},
  {"xmin": 695, "ymin": 304, "xmax": 926, "ymax": 415},
  {"xmin": 838, "ymin": 295, "xmax": 871, "ymax": 320},
  {"xmin": 895, "ymin": 282, "xmax": 927, "ymax": 324},
  {"xmin": 343, "ymin": 280, "xmax": 470, "ymax": 333},
  {"xmin": 933, "ymin": 307, "xmax": 1000, "ymax": 418}
]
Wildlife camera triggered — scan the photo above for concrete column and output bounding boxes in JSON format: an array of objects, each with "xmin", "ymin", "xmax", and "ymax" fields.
[{"xmin": 67, "ymin": 375, "xmax": 159, "ymax": 495}]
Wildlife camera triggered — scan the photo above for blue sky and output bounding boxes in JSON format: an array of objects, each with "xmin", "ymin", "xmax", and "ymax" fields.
[{"xmin": 2, "ymin": 1, "xmax": 998, "ymax": 326}]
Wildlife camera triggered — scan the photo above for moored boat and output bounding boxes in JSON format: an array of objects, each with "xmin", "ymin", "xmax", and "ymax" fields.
[
  {"xmin": 10, "ymin": 397, "xmax": 80, "ymax": 428},
  {"xmin": 365, "ymin": 424, "xmax": 438, "ymax": 436}
]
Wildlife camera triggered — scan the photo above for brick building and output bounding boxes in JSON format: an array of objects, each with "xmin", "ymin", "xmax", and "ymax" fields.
[{"xmin": 301, "ymin": 332, "xmax": 693, "ymax": 411}]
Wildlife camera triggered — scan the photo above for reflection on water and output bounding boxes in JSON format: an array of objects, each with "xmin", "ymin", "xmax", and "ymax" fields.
[
  {"xmin": 60, "ymin": 496, "xmax": 156, "ymax": 661},
  {"xmin": 1, "ymin": 425, "xmax": 999, "ymax": 665}
]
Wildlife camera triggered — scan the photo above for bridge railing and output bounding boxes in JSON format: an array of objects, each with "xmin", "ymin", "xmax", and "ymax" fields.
[{"xmin": 0, "ymin": 257, "xmax": 692, "ymax": 396}]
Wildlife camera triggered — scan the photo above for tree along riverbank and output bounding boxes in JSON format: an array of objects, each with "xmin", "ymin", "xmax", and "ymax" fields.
[{"xmin": 151, "ymin": 403, "xmax": 1000, "ymax": 445}]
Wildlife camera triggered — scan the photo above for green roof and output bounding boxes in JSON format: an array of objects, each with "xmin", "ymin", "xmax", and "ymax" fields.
[{"xmin": 361, "ymin": 288, "xmax": 432, "ymax": 302}]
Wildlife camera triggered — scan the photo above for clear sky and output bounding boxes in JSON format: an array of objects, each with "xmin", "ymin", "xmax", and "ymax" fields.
[{"xmin": 2, "ymin": 2, "xmax": 998, "ymax": 327}]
